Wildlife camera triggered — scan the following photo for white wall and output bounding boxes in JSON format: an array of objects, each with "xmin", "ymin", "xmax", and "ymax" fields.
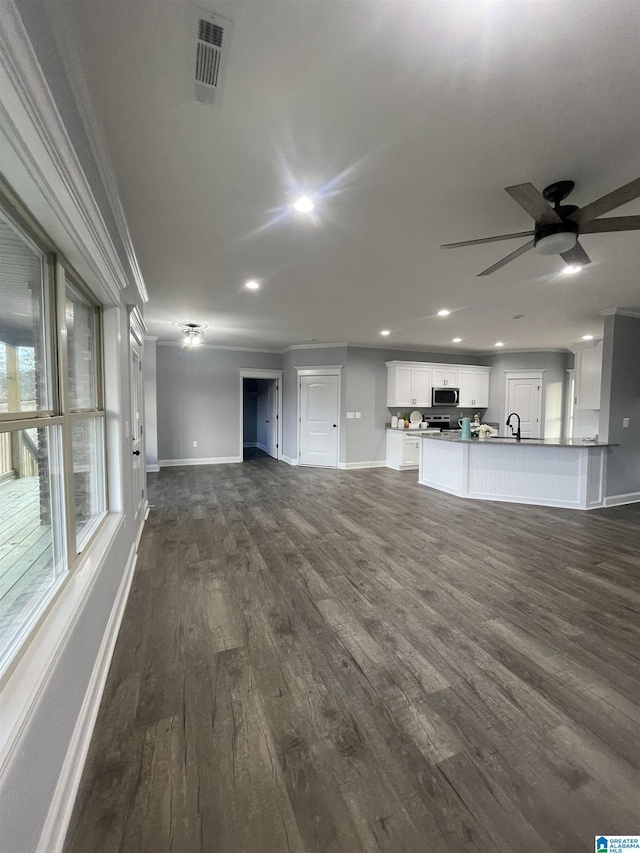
[{"xmin": 0, "ymin": 4, "xmax": 145, "ymax": 851}]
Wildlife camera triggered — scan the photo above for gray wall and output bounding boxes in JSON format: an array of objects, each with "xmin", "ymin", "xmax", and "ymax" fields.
[
  {"xmin": 599, "ymin": 314, "xmax": 640, "ymax": 498},
  {"xmin": 344, "ymin": 346, "xmax": 486, "ymax": 465},
  {"xmin": 0, "ymin": 7, "xmax": 145, "ymax": 852},
  {"xmin": 484, "ymin": 350, "xmax": 571, "ymax": 438},
  {"xmin": 156, "ymin": 345, "xmax": 283, "ymax": 462}
]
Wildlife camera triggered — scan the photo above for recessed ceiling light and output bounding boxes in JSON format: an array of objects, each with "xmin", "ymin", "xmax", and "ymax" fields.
[
  {"xmin": 437, "ymin": 309, "xmax": 451, "ymax": 317},
  {"xmin": 452, "ymin": 337, "xmax": 462, "ymax": 343},
  {"xmin": 380, "ymin": 330, "xmax": 390, "ymax": 336},
  {"xmin": 495, "ymin": 342, "xmax": 504, "ymax": 347},
  {"xmin": 245, "ymin": 279, "xmax": 260, "ymax": 290},
  {"xmin": 562, "ymin": 265, "xmax": 582, "ymax": 275},
  {"xmin": 293, "ymin": 195, "xmax": 314, "ymax": 213},
  {"xmin": 582, "ymin": 334, "xmax": 594, "ymax": 340}
]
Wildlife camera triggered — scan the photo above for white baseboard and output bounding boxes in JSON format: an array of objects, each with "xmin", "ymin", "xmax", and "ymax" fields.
[
  {"xmin": 242, "ymin": 442, "xmax": 257, "ymax": 448},
  {"xmin": 603, "ymin": 491, "xmax": 640, "ymax": 507},
  {"xmin": 281, "ymin": 454, "xmax": 298, "ymax": 466},
  {"xmin": 256, "ymin": 442, "xmax": 269, "ymax": 453},
  {"xmin": 36, "ymin": 539, "xmax": 139, "ymax": 853},
  {"xmin": 146, "ymin": 464, "xmax": 159, "ymax": 473},
  {"xmin": 159, "ymin": 456, "xmax": 242, "ymax": 468},
  {"xmin": 338, "ymin": 461, "xmax": 387, "ymax": 470}
]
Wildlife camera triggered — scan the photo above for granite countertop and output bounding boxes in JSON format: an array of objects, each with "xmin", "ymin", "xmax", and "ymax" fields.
[{"xmin": 419, "ymin": 433, "xmax": 615, "ymax": 448}]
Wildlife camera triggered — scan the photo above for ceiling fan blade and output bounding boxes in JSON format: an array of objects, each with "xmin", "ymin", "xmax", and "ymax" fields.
[
  {"xmin": 560, "ymin": 241, "xmax": 591, "ymax": 267},
  {"xmin": 477, "ymin": 239, "xmax": 535, "ymax": 277},
  {"xmin": 505, "ymin": 183, "xmax": 562, "ymax": 225},
  {"xmin": 571, "ymin": 177, "xmax": 640, "ymax": 224},
  {"xmin": 441, "ymin": 230, "xmax": 535, "ymax": 249},
  {"xmin": 580, "ymin": 215, "xmax": 640, "ymax": 233}
]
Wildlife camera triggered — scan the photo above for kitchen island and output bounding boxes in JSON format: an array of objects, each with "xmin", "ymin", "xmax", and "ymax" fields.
[{"xmin": 418, "ymin": 433, "xmax": 615, "ymax": 510}]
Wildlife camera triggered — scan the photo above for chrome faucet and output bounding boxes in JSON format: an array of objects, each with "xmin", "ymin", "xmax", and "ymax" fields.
[{"xmin": 506, "ymin": 412, "xmax": 521, "ymax": 442}]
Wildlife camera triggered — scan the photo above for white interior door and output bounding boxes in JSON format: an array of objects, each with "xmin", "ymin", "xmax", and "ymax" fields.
[
  {"xmin": 266, "ymin": 380, "xmax": 278, "ymax": 459},
  {"xmin": 130, "ymin": 332, "xmax": 145, "ymax": 528},
  {"xmin": 299, "ymin": 375, "xmax": 339, "ymax": 467},
  {"xmin": 506, "ymin": 377, "xmax": 541, "ymax": 438}
]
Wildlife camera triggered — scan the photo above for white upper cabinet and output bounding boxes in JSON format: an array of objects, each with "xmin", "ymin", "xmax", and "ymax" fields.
[
  {"xmin": 432, "ymin": 367, "xmax": 458, "ymax": 387},
  {"xmin": 387, "ymin": 361, "xmax": 491, "ymax": 409},
  {"xmin": 458, "ymin": 369, "xmax": 489, "ymax": 407},
  {"xmin": 386, "ymin": 363, "xmax": 432, "ymax": 406},
  {"xmin": 573, "ymin": 342, "xmax": 603, "ymax": 409}
]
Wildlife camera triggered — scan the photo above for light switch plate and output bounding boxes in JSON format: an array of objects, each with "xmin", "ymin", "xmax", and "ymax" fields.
[
  {"xmin": 623, "ymin": 417, "xmax": 630, "ymax": 428},
  {"xmin": 355, "ymin": 412, "xmax": 361, "ymax": 418},
  {"xmin": 193, "ymin": 440, "xmax": 198, "ymax": 447},
  {"xmin": 347, "ymin": 412, "xmax": 354, "ymax": 418}
]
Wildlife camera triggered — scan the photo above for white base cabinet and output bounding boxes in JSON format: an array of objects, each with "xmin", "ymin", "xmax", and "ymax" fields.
[{"xmin": 386, "ymin": 430, "xmax": 421, "ymax": 470}]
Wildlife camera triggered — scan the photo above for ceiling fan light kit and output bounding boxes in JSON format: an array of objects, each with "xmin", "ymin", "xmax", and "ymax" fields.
[{"xmin": 441, "ymin": 176, "xmax": 640, "ymax": 276}]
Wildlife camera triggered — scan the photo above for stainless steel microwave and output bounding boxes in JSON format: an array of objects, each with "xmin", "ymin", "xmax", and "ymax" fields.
[{"xmin": 432, "ymin": 387, "xmax": 459, "ymax": 406}]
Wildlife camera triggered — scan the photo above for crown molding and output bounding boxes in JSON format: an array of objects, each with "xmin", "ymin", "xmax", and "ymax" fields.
[
  {"xmin": 44, "ymin": 2, "xmax": 148, "ymax": 303},
  {"xmin": 157, "ymin": 341, "xmax": 284, "ymax": 354},
  {"xmin": 599, "ymin": 307, "xmax": 640, "ymax": 319},
  {"xmin": 284, "ymin": 342, "xmax": 348, "ymax": 352},
  {"xmin": 0, "ymin": 0, "xmax": 146, "ymax": 305}
]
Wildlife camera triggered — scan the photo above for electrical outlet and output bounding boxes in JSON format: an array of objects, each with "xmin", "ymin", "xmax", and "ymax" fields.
[
  {"xmin": 355, "ymin": 412, "xmax": 361, "ymax": 418},
  {"xmin": 192, "ymin": 440, "xmax": 198, "ymax": 447},
  {"xmin": 347, "ymin": 412, "xmax": 354, "ymax": 419},
  {"xmin": 623, "ymin": 418, "xmax": 630, "ymax": 428}
]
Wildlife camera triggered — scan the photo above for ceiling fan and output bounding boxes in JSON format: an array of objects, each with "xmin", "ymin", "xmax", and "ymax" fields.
[{"xmin": 441, "ymin": 177, "xmax": 640, "ymax": 276}]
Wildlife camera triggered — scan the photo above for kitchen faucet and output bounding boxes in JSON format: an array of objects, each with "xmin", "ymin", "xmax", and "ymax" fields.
[{"xmin": 506, "ymin": 412, "xmax": 521, "ymax": 442}]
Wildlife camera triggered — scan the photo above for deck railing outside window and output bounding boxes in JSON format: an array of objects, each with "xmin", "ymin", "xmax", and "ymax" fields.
[{"xmin": 0, "ymin": 195, "xmax": 106, "ymax": 674}]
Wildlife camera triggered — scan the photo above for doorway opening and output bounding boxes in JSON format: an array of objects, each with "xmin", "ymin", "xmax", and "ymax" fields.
[{"xmin": 239, "ymin": 369, "xmax": 283, "ymax": 462}]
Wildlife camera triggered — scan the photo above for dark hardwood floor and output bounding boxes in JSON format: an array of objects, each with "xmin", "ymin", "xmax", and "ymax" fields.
[{"xmin": 65, "ymin": 458, "xmax": 640, "ymax": 853}]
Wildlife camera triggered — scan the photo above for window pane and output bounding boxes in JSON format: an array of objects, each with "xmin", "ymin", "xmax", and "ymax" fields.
[
  {"xmin": 0, "ymin": 426, "xmax": 66, "ymax": 667},
  {"xmin": 0, "ymin": 213, "xmax": 50, "ymax": 413},
  {"xmin": 66, "ymin": 283, "xmax": 98, "ymax": 409},
  {"xmin": 72, "ymin": 417, "xmax": 105, "ymax": 548}
]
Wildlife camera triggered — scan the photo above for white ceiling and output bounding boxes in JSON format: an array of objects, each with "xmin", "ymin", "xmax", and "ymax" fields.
[{"xmin": 63, "ymin": 0, "xmax": 640, "ymax": 352}]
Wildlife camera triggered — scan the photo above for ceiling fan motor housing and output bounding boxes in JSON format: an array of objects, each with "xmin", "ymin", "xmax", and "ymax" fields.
[{"xmin": 534, "ymin": 219, "xmax": 579, "ymax": 255}]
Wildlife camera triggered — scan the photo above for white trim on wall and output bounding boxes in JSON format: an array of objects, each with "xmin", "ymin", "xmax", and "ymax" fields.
[
  {"xmin": 35, "ymin": 538, "xmax": 139, "ymax": 853},
  {"xmin": 295, "ymin": 365, "xmax": 344, "ymax": 376},
  {"xmin": 159, "ymin": 456, "xmax": 242, "ymax": 468},
  {"xmin": 159, "ymin": 341, "xmax": 283, "ymax": 353},
  {"xmin": 0, "ymin": 0, "xmax": 146, "ymax": 304},
  {"xmin": 603, "ymin": 491, "xmax": 640, "ymax": 507},
  {"xmin": 238, "ymin": 369, "xmax": 283, "ymax": 461},
  {"xmin": 0, "ymin": 514, "xmax": 124, "ymax": 773},
  {"xmin": 281, "ymin": 455, "xmax": 299, "ymax": 466},
  {"xmin": 338, "ymin": 461, "xmax": 387, "ymax": 470}
]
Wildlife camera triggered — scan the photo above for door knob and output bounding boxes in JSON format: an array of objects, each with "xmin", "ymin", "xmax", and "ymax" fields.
[{"xmin": 133, "ymin": 450, "xmax": 140, "ymax": 456}]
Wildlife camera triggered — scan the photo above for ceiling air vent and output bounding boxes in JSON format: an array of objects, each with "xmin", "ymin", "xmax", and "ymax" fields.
[{"xmin": 194, "ymin": 10, "xmax": 233, "ymax": 107}]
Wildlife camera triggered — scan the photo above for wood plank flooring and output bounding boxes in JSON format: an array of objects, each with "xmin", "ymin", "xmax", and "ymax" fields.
[{"xmin": 64, "ymin": 459, "xmax": 640, "ymax": 853}]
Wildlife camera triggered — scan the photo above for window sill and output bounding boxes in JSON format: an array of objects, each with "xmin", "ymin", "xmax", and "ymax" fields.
[{"xmin": 0, "ymin": 512, "xmax": 125, "ymax": 769}]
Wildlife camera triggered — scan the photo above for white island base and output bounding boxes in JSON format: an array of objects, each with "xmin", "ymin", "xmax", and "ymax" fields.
[{"xmin": 419, "ymin": 436, "xmax": 609, "ymax": 510}]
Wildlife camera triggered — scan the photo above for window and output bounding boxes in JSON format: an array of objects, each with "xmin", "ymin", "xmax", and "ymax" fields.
[{"xmin": 0, "ymin": 199, "xmax": 107, "ymax": 672}]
